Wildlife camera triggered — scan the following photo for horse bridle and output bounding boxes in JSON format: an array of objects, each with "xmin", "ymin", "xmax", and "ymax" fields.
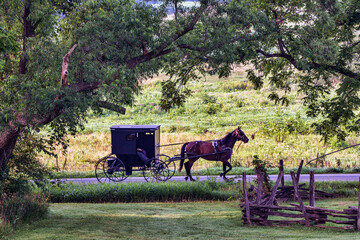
[{"xmin": 233, "ymin": 128, "xmax": 247, "ymax": 142}]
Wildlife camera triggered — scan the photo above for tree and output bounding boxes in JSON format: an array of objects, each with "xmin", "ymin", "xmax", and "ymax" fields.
[
  {"xmin": 243, "ymin": 0, "xmax": 360, "ymax": 141},
  {"xmin": 0, "ymin": 0, "xmax": 254, "ymax": 171}
]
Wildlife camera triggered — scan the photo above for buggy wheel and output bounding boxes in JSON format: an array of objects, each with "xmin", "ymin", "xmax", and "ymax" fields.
[
  {"xmin": 95, "ymin": 156, "xmax": 111, "ymax": 183},
  {"xmin": 105, "ymin": 157, "xmax": 128, "ymax": 182},
  {"xmin": 95, "ymin": 155, "xmax": 128, "ymax": 183},
  {"xmin": 156, "ymin": 154, "xmax": 176, "ymax": 181},
  {"xmin": 142, "ymin": 159, "xmax": 167, "ymax": 182}
]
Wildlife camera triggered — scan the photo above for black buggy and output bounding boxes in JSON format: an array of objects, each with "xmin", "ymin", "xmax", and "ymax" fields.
[{"xmin": 95, "ymin": 125, "xmax": 176, "ymax": 183}]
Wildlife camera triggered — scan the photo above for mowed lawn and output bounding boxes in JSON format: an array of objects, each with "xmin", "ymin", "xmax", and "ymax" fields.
[{"xmin": 9, "ymin": 200, "xmax": 360, "ymax": 240}]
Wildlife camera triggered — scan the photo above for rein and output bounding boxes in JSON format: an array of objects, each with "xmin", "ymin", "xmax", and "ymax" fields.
[
  {"xmin": 235, "ymin": 141, "xmax": 242, "ymax": 152},
  {"xmin": 159, "ymin": 139, "xmax": 215, "ymax": 147}
]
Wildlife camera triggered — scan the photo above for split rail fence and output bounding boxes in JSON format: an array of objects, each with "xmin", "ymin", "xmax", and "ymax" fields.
[{"xmin": 240, "ymin": 161, "xmax": 360, "ymax": 231}]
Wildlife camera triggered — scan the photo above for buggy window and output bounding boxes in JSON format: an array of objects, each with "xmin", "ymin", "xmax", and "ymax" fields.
[{"xmin": 126, "ymin": 134, "xmax": 135, "ymax": 141}]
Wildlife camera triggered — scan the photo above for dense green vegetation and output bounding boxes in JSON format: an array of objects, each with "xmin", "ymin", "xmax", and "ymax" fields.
[
  {"xmin": 45, "ymin": 180, "xmax": 360, "ymax": 204},
  {"xmin": 48, "ymin": 181, "xmax": 234, "ymax": 203}
]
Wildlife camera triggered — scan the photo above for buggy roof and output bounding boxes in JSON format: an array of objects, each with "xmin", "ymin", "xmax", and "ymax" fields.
[{"xmin": 110, "ymin": 125, "xmax": 160, "ymax": 131}]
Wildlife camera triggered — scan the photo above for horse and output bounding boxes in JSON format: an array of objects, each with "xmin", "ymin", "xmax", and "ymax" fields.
[{"xmin": 178, "ymin": 127, "xmax": 249, "ymax": 181}]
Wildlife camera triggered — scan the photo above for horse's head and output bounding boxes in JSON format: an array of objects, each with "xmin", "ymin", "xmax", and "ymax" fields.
[{"xmin": 233, "ymin": 127, "xmax": 249, "ymax": 143}]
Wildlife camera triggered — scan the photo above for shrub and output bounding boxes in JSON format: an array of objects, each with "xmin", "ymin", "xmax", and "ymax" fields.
[
  {"xmin": 132, "ymin": 102, "xmax": 163, "ymax": 114},
  {"xmin": 221, "ymin": 81, "xmax": 254, "ymax": 92},
  {"xmin": 259, "ymin": 112, "xmax": 312, "ymax": 142},
  {"xmin": 167, "ymin": 125, "xmax": 191, "ymax": 133},
  {"xmin": 235, "ymin": 99, "xmax": 244, "ymax": 108},
  {"xmin": 0, "ymin": 131, "xmax": 51, "ymax": 238},
  {"xmin": 48, "ymin": 181, "xmax": 234, "ymax": 203},
  {"xmin": 202, "ymin": 104, "xmax": 220, "ymax": 115},
  {"xmin": 200, "ymin": 93, "xmax": 217, "ymax": 104},
  {"xmin": 0, "ymin": 192, "xmax": 48, "ymax": 227}
]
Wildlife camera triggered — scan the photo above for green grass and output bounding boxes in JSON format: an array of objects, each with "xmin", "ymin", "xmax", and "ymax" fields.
[{"xmin": 7, "ymin": 200, "xmax": 360, "ymax": 240}]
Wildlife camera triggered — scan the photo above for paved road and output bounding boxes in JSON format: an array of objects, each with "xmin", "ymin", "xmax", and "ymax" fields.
[{"xmin": 61, "ymin": 173, "xmax": 360, "ymax": 184}]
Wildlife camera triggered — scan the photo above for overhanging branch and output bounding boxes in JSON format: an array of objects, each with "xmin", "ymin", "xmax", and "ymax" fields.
[
  {"xmin": 126, "ymin": 3, "xmax": 209, "ymax": 69},
  {"xmin": 98, "ymin": 101, "xmax": 126, "ymax": 114},
  {"xmin": 61, "ymin": 44, "xmax": 78, "ymax": 86}
]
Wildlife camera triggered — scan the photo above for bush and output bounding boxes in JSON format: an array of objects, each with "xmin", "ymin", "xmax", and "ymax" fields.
[
  {"xmin": 0, "ymin": 192, "xmax": 48, "ymax": 227},
  {"xmin": 235, "ymin": 99, "xmax": 244, "ymax": 108},
  {"xmin": 202, "ymin": 104, "xmax": 220, "ymax": 115},
  {"xmin": 132, "ymin": 102, "xmax": 163, "ymax": 114},
  {"xmin": 200, "ymin": 93, "xmax": 217, "ymax": 104},
  {"xmin": 48, "ymin": 181, "xmax": 234, "ymax": 203},
  {"xmin": 221, "ymin": 81, "xmax": 254, "ymax": 92},
  {"xmin": 259, "ymin": 112, "xmax": 312, "ymax": 142},
  {"xmin": 0, "ymin": 131, "xmax": 51, "ymax": 238}
]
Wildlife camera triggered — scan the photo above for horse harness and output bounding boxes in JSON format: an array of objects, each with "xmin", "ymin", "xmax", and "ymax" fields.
[{"xmin": 212, "ymin": 140, "xmax": 233, "ymax": 161}]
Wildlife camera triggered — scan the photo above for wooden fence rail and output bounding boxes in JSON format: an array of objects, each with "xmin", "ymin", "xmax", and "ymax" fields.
[{"xmin": 240, "ymin": 161, "xmax": 360, "ymax": 231}]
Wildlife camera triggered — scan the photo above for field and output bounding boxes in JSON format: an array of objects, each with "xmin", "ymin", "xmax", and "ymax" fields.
[
  {"xmin": 8, "ymin": 199, "xmax": 360, "ymax": 240},
  {"xmin": 38, "ymin": 66, "xmax": 360, "ymax": 173}
]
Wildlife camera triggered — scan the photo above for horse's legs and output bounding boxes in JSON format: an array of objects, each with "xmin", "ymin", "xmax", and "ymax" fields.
[
  {"xmin": 184, "ymin": 159, "xmax": 196, "ymax": 181},
  {"xmin": 220, "ymin": 160, "xmax": 232, "ymax": 180}
]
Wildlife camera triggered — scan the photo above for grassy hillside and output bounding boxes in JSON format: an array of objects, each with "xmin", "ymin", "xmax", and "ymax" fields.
[{"xmin": 38, "ymin": 67, "xmax": 360, "ymax": 172}]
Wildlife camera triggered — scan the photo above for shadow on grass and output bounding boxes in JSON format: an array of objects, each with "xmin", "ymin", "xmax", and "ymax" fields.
[{"xmin": 8, "ymin": 201, "xmax": 360, "ymax": 240}]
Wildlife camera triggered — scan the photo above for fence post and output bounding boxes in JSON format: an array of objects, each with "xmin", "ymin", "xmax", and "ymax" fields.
[
  {"xmin": 309, "ymin": 171, "xmax": 315, "ymax": 207},
  {"xmin": 357, "ymin": 177, "xmax": 360, "ymax": 231},
  {"xmin": 256, "ymin": 172, "xmax": 263, "ymax": 204},
  {"xmin": 290, "ymin": 171, "xmax": 310, "ymax": 227},
  {"xmin": 279, "ymin": 160, "xmax": 285, "ymax": 187},
  {"xmin": 296, "ymin": 160, "xmax": 304, "ymax": 184},
  {"xmin": 242, "ymin": 172, "xmax": 252, "ymax": 225}
]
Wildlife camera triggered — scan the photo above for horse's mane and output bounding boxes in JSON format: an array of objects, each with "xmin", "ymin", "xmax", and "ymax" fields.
[{"xmin": 219, "ymin": 130, "xmax": 235, "ymax": 145}]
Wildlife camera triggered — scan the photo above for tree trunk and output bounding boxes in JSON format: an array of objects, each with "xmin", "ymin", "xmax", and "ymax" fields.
[
  {"xmin": 0, "ymin": 129, "xmax": 20, "ymax": 170},
  {"xmin": 19, "ymin": 2, "xmax": 36, "ymax": 74},
  {"xmin": 1, "ymin": 1, "xmax": 35, "ymax": 169}
]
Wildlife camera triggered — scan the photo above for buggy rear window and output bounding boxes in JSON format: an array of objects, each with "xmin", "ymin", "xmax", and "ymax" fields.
[{"xmin": 126, "ymin": 134, "xmax": 135, "ymax": 141}]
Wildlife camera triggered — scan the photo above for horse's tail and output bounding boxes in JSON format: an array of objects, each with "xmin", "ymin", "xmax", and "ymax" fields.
[{"xmin": 179, "ymin": 142, "xmax": 189, "ymax": 172}]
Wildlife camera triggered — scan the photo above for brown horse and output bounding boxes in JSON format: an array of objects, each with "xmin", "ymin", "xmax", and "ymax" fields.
[{"xmin": 179, "ymin": 127, "xmax": 249, "ymax": 181}]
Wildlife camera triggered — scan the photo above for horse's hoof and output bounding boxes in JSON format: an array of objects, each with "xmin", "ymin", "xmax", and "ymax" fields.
[
  {"xmin": 185, "ymin": 176, "xmax": 188, "ymax": 181},
  {"xmin": 191, "ymin": 178, "xmax": 196, "ymax": 182},
  {"xmin": 220, "ymin": 173, "xmax": 223, "ymax": 177}
]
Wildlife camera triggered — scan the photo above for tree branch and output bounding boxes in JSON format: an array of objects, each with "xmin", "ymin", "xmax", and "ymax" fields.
[
  {"xmin": 61, "ymin": 44, "xmax": 78, "ymax": 86},
  {"xmin": 98, "ymin": 101, "xmax": 126, "ymax": 114},
  {"xmin": 126, "ymin": 3, "xmax": 209, "ymax": 69},
  {"xmin": 257, "ymin": 49, "xmax": 360, "ymax": 80}
]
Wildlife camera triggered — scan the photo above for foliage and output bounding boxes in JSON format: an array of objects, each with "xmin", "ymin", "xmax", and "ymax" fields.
[
  {"xmin": 252, "ymin": 155, "xmax": 272, "ymax": 192},
  {"xmin": 0, "ymin": 192, "xmax": 48, "ymax": 226},
  {"xmin": 220, "ymin": 81, "xmax": 255, "ymax": 92},
  {"xmin": 132, "ymin": 102, "xmax": 164, "ymax": 114},
  {"xmin": 201, "ymin": 103, "xmax": 220, "ymax": 115},
  {"xmin": 48, "ymin": 181, "xmax": 234, "ymax": 203},
  {"xmin": 242, "ymin": 0, "xmax": 360, "ymax": 142},
  {"xmin": 259, "ymin": 111, "xmax": 311, "ymax": 142},
  {"xmin": 200, "ymin": 93, "xmax": 217, "ymax": 104},
  {"xmin": 0, "ymin": 132, "xmax": 50, "ymax": 236}
]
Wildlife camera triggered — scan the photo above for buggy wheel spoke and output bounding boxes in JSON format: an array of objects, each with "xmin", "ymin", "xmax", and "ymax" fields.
[
  {"xmin": 95, "ymin": 155, "xmax": 128, "ymax": 183},
  {"xmin": 142, "ymin": 159, "xmax": 167, "ymax": 182},
  {"xmin": 95, "ymin": 158, "xmax": 110, "ymax": 183},
  {"xmin": 156, "ymin": 154, "xmax": 175, "ymax": 181}
]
